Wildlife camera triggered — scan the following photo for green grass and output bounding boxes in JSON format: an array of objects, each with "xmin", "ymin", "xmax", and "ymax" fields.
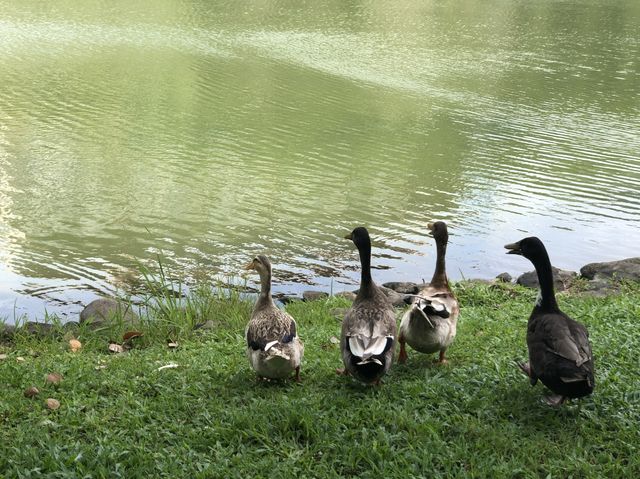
[{"xmin": 1, "ymin": 282, "xmax": 639, "ymax": 478}]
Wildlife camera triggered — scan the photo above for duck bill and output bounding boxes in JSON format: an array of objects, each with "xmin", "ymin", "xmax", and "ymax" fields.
[
  {"xmin": 244, "ymin": 260, "xmax": 257, "ymax": 270},
  {"xmin": 344, "ymin": 232, "xmax": 353, "ymax": 240},
  {"xmin": 504, "ymin": 242, "xmax": 522, "ymax": 255}
]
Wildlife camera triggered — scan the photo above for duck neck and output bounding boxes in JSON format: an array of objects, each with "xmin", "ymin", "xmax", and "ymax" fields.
[
  {"xmin": 256, "ymin": 268, "xmax": 273, "ymax": 309},
  {"xmin": 532, "ymin": 252, "xmax": 559, "ymax": 312},
  {"xmin": 430, "ymin": 237, "xmax": 449, "ymax": 288},
  {"xmin": 358, "ymin": 240, "xmax": 374, "ymax": 296}
]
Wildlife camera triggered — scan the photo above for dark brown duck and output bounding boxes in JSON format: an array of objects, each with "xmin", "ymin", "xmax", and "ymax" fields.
[{"xmin": 505, "ymin": 237, "xmax": 595, "ymax": 406}]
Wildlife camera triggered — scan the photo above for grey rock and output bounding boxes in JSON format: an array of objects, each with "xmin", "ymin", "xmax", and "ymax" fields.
[
  {"xmin": 353, "ymin": 286, "xmax": 408, "ymax": 307},
  {"xmin": 516, "ymin": 267, "xmax": 576, "ymax": 292},
  {"xmin": 24, "ymin": 322, "xmax": 55, "ymax": 336},
  {"xmin": 495, "ymin": 272, "xmax": 513, "ymax": 283},
  {"xmin": 302, "ymin": 291, "xmax": 329, "ymax": 302},
  {"xmin": 580, "ymin": 257, "xmax": 640, "ymax": 281},
  {"xmin": 580, "ymin": 273, "xmax": 619, "ymax": 297},
  {"xmin": 335, "ymin": 291, "xmax": 356, "ymax": 301},
  {"xmin": 0, "ymin": 323, "xmax": 16, "ymax": 340},
  {"xmin": 63, "ymin": 321, "xmax": 79, "ymax": 332},
  {"xmin": 382, "ymin": 282, "xmax": 420, "ymax": 294},
  {"xmin": 80, "ymin": 298, "xmax": 138, "ymax": 329},
  {"xmin": 275, "ymin": 294, "xmax": 299, "ymax": 305}
]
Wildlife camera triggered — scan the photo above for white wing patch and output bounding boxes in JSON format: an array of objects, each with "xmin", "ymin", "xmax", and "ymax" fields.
[
  {"xmin": 349, "ymin": 335, "xmax": 393, "ymax": 364},
  {"xmin": 264, "ymin": 340, "xmax": 279, "ymax": 352}
]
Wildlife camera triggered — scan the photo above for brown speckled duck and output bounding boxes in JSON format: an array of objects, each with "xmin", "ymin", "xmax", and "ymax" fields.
[
  {"xmin": 505, "ymin": 237, "xmax": 595, "ymax": 406},
  {"xmin": 245, "ymin": 255, "xmax": 303, "ymax": 382},
  {"xmin": 338, "ymin": 227, "xmax": 396, "ymax": 385},
  {"xmin": 399, "ymin": 221, "xmax": 459, "ymax": 364}
]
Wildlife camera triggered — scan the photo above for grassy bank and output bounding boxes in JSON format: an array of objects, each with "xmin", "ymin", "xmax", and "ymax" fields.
[{"xmin": 1, "ymin": 281, "xmax": 639, "ymax": 478}]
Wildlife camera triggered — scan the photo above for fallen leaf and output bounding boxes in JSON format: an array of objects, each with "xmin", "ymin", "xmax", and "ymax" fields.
[
  {"xmin": 16, "ymin": 356, "xmax": 25, "ymax": 362},
  {"xmin": 95, "ymin": 365, "xmax": 107, "ymax": 370},
  {"xmin": 108, "ymin": 343, "xmax": 124, "ymax": 354},
  {"xmin": 0, "ymin": 353, "xmax": 7, "ymax": 360},
  {"xmin": 167, "ymin": 342, "xmax": 179, "ymax": 349},
  {"xmin": 46, "ymin": 373, "xmax": 63, "ymax": 385},
  {"xmin": 329, "ymin": 336, "xmax": 339, "ymax": 344},
  {"xmin": 45, "ymin": 398, "xmax": 60, "ymax": 410},
  {"xmin": 24, "ymin": 386, "xmax": 40, "ymax": 398},
  {"xmin": 69, "ymin": 339, "xmax": 82, "ymax": 353},
  {"xmin": 157, "ymin": 363, "xmax": 179, "ymax": 371},
  {"xmin": 123, "ymin": 331, "xmax": 144, "ymax": 342}
]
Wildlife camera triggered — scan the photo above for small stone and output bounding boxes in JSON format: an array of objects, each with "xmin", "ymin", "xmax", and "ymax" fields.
[
  {"xmin": 45, "ymin": 398, "xmax": 61, "ymax": 410},
  {"xmin": 24, "ymin": 387, "xmax": 40, "ymax": 398},
  {"xmin": 167, "ymin": 342, "xmax": 179, "ymax": 349},
  {"xmin": 335, "ymin": 291, "xmax": 356, "ymax": 301},
  {"xmin": 0, "ymin": 353, "xmax": 7, "ymax": 360},
  {"xmin": 495, "ymin": 272, "xmax": 513, "ymax": 283},
  {"xmin": 302, "ymin": 291, "xmax": 329, "ymax": 302},
  {"xmin": 16, "ymin": 356, "xmax": 25, "ymax": 362}
]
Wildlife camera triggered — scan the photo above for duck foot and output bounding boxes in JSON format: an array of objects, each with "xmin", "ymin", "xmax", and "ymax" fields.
[
  {"xmin": 294, "ymin": 366, "xmax": 301, "ymax": 383},
  {"xmin": 543, "ymin": 394, "xmax": 566, "ymax": 407},
  {"xmin": 398, "ymin": 342, "xmax": 408, "ymax": 364},
  {"xmin": 516, "ymin": 361, "xmax": 532, "ymax": 378},
  {"xmin": 436, "ymin": 350, "xmax": 448, "ymax": 365}
]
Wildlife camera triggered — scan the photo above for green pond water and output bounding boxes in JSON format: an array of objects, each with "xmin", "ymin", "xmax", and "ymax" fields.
[{"xmin": 0, "ymin": 0, "xmax": 639, "ymax": 321}]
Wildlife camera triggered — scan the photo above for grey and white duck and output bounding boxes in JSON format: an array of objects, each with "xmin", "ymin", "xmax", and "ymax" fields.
[
  {"xmin": 338, "ymin": 227, "xmax": 396, "ymax": 385},
  {"xmin": 399, "ymin": 221, "xmax": 459, "ymax": 365},
  {"xmin": 244, "ymin": 255, "xmax": 303, "ymax": 382}
]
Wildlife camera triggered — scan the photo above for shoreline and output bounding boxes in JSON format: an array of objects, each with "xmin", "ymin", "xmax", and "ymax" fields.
[{"xmin": 1, "ymin": 256, "xmax": 638, "ymax": 339}]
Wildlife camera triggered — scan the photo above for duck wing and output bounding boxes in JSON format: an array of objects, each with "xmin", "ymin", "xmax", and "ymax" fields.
[
  {"xmin": 246, "ymin": 308, "xmax": 297, "ymax": 351},
  {"xmin": 343, "ymin": 304, "xmax": 396, "ymax": 361},
  {"xmin": 529, "ymin": 313, "xmax": 593, "ymax": 382}
]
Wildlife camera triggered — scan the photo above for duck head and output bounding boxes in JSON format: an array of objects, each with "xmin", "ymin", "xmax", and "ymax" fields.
[
  {"xmin": 245, "ymin": 254, "xmax": 272, "ymax": 277},
  {"xmin": 427, "ymin": 221, "xmax": 449, "ymax": 244},
  {"xmin": 345, "ymin": 226, "xmax": 371, "ymax": 250},
  {"xmin": 504, "ymin": 237, "xmax": 547, "ymax": 261}
]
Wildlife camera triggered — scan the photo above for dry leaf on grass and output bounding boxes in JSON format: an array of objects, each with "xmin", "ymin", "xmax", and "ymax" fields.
[
  {"xmin": 0, "ymin": 353, "xmax": 7, "ymax": 360},
  {"xmin": 167, "ymin": 342, "xmax": 179, "ymax": 349},
  {"xmin": 329, "ymin": 336, "xmax": 339, "ymax": 344},
  {"xmin": 45, "ymin": 398, "xmax": 60, "ymax": 410},
  {"xmin": 46, "ymin": 373, "xmax": 63, "ymax": 385},
  {"xmin": 16, "ymin": 357, "xmax": 25, "ymax": 362},
  {"xmin": 24, "ymin": 387, "xmax": 40, "ymax": 398},
  {"xmin": 108, "ymin": 343, "xmax": 124, "ymax": 354},
  {"xmin": 95, "ymin": 364, "xmax": 107, "ymax": 370},
  {"xmin": 123, "ymin": 331, "xmax": 144, "ymax": 342},
  {"xmin": 157, "ymin": 363, "xmax": 179, "ymax": 371},
  {"xmin": 69, "ymin": 339, "xmax": 82, "ymax": 352}
]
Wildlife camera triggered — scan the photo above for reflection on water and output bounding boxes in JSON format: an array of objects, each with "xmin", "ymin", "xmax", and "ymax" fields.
[{"xmin": 0, "ymin": 0, "xmax": 638, "ymax": 321}]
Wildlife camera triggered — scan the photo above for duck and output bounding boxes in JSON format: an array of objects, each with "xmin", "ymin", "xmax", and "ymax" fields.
[
  {"xmin": 398, "ymin": 221, "xmax": 459, "ymax": 365},
  {"xmin": 505, "ymin": 237, "xmax": 595, "ymax": 406},
  {"xmin": 244, "ymin": 255, "xmax": 304, "ymax": 382},
  {"xmin": 338, "ymin": 227, "xmax": 396, "ymax": 385}
]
